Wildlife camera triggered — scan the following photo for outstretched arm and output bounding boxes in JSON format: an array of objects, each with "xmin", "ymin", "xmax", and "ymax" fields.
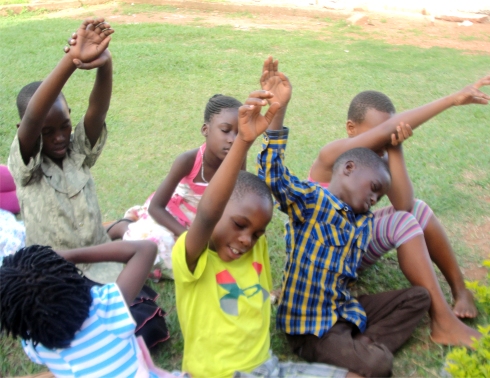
[
  {"xmin": 318, "ymin": 76, "xmax": 490, "ymax": 174},
  {"xmin": 57, "ymin": 240, "xmax": 157, "ymax": 305},
  {"xmin": 184, "ymin": 91, "xmax": 280, "ymax": 272},
  {"xmin": 260, "ymin": 56, "xmax": 291, "ymax": 130},
  {"xmin": 17, "ymin": 18, "xmax": 113, "ymax": 163}
]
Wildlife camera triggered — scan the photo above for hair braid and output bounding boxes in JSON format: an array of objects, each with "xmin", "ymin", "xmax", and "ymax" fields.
[
  {"xmin": 0, "ymin": 245, "xmax": 92, "ymax": 349},
  {"xmin": 204, "ymin": 94, "xmax": 242, "ymax": 123}
]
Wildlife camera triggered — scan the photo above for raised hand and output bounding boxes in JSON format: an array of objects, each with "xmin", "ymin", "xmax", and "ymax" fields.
[
  {"xmin": 452, "ymin": 75, "xmax": 490, "ymax": 106},
  {"xmin": 260, "ymin": 56, "xmax": 292, "ymax": 106},
  {"xmin": 390, "ymin": 122, "xmax": 413, "ymax": 147},
  {"xmin": 67, "ymin": 18, "xmax": 114, "ymax": 64},
  {"xmin": 238, "ymin": 90, "xmax": 281, "ymax": 143}
]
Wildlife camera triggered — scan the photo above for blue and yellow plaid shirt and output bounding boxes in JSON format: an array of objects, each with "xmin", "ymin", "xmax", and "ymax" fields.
[{"xmin": 257, "ymin": 128, "xmax": 373, "ymax": 336}]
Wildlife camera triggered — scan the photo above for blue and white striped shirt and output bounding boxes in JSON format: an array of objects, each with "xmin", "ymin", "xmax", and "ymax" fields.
[
  {"xmin": 23, "ymin": 283, "xmax": 155, "ymax": 378},
  {"xmin": 257, "ymin": 128, "xmax": 373, "ymax": 337}
]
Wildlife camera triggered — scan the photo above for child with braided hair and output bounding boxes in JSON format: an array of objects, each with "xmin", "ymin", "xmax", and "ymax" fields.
[
  {"xmin": 111, "ymin": 94, "xmax": 246, "ymax": 280},
  {"xmin": 0, "ymin": 241, "xmax": 186, "ymax": 377}
]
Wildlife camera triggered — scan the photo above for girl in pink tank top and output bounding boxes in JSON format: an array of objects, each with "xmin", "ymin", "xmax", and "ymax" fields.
[{"xmin": 121, "ymin": 95, "xmax": 244, "ymax": 280}]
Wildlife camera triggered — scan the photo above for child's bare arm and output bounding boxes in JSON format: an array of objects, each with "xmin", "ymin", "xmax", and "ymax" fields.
[
  {"xmin": 17, "ymin": 18, "xmax": 113, "ymax": 163},
  {"xmin": 83, "ymin": 48, "xmax": 113, "ymax": 147},
  {"xmin": 385, "ymin": 123, "xmax": 414, "ymax": 211},
  {"xmin": 317, "ymin": 76, "xmax": 490, "ymax": 176},
  {"xmin": 184, "ymin": 91, "xmax": 280, "ymax": 272},
  {"xmin": 149, "ymin": 150, "xmax": 197, "ymax": 236},
  {"xmin": 67, "ymin": 20, "xmax": 114, "ymax": 147},
  {"xmin": 57, "ymin": 240, "xmax": 157, "ymax": 305},
  {"xmin": 260, "ymin": 56, "xmax": 291, "ymax": 130}
]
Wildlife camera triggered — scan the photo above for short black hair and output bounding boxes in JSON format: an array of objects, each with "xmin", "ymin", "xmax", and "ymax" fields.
[
  {"xmin": 347, "ymin": 90, "xmax": 396, "ymax": 124},
  {"xmin": 231, "ymin": 171, "xmax": 273, "ymax": 208},
  {"xmin": 333, "ymin": 147, "xmax": 391, "ymax": 179},
  {"xmin": 0, "ymin": 245, "xmax": 92, "ymax": 349},
  {"xmin": 204, "ymin": 94, "xmax": 242, "ymax": 123},
  {"xmin": 16, "ymin": 81, "xmax": 67, "ymax": 120}
]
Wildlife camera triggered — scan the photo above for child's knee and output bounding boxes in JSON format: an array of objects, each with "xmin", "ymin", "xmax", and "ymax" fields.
[
  {"xmin": 412, "ymin": 199, "xmax": 434, "ymax": 229},
  {"xmin": 391, "ymin": 211, "xmax": 424, "ymax": 248},
  {"xmin": 316, "ymin": 330, "xmax": 393, "ymax": 377}
]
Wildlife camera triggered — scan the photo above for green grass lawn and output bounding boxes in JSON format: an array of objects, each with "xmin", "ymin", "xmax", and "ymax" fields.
[{"xmin": 1, "ymin": 10, "xmax": 489, "ymax": 377}]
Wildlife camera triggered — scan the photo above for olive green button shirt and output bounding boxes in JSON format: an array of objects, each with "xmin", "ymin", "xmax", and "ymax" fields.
[{"xmin": 8, "ymin": 118, "xmax": 111, "ymax": 250}]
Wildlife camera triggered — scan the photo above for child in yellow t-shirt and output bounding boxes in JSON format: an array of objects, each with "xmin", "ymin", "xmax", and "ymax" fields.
[
  {"xmin": 172, "ymin": 90, "xmax": 353, "ymax": 378},
  {"xmin": 172, "ymin": 90, "xmax": 278, "ymax": 378}
]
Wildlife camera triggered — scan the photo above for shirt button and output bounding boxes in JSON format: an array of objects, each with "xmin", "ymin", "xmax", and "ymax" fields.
[
  {"xmin": 79, "ymin": 222, "xmax": 84, "ymax": 227},
  {"xmin": 343, "ymin": 207, "xmax": 349, "ymax": 212},
  {"xmin": 264, "ymin": 135, "xmax": 269, "ymax": 142}
]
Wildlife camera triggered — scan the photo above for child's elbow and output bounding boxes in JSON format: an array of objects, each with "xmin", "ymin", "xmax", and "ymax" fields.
[
  {"xmin": 148, "ymin": 202, "xmax": 160, "ymax": 218},
  {"xmin": 142, "ymin": 240, "xmax": 158, "ymax": 259}
]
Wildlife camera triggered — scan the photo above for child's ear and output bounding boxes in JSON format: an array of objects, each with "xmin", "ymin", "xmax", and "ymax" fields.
[
  {"xmin": 346, "ymin": 120, "xmax": 357, "ymax": 137},
  {"xmin": 343, "ymin": 160, "xmax": 355, "ymax": 176},
  {"xmin": 16, "ymin": 123, "xmax": 20, "ymax": 129},
  {"xmin": 201, "ymin": 123, "xmax": 209, "ymax": 137},
  {"xmin": 68, "ymin": 107, "xmax": 72, "ymax": 114}
]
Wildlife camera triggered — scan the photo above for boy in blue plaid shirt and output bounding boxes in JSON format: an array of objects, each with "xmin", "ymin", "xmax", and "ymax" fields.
[{"xmin": 257, "ymin": 57, "xmax": 430, "ymax": 377}]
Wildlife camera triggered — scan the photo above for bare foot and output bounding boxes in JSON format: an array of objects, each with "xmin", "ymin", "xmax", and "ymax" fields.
[
  {"xmin": 430, "ymin": 314, "xmax": 481, "ymax": 348},
  {"xmin": 453, "ymin": 288, "xmax": 478, "ymax": 318}
]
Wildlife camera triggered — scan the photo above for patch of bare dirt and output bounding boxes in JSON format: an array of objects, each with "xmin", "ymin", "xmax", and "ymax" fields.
[
  {"xmin": 38, "ymin": 0, "xmax": 490, "ymax": 53},
  {"xmin": 461, "ymin": 216, "xmax": 490, "ymax": 281}
]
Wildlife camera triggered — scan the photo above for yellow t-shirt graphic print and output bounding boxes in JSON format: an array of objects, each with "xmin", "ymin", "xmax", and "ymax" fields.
[
  {"xmin": 173, "ymin": 232, "xmax": 272, "ymax": 378},
  {"xmin": 216, "ymin": 262, "xmax": 269, "ymax": 316}
]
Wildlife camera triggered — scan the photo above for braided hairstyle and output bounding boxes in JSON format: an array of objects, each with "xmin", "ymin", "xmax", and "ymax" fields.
[
  {"xmin": 0, "ymin": 245, "xmax": 92, "ymax": 349},
  {"xmin": 16, "ymin": 81, "xmax": 67, "ymax": 120},
  {"xmin": 204, "ymin": 94, "xmax": 242, "ymax": 123},
  {"xmin": 347, "ymin": 90, "xmax": 396, "ymax": 124}
]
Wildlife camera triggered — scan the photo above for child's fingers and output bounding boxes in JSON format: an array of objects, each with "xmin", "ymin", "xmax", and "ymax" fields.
[
  {"xmin": 94, "ymin": 22, "xmax": 111, "ymax": 35},
  {"xmin": 267, "ymin": 56, "xmax": 274, "ymax": 76},
  {"xmin": 391, "ymin": 133, "xmax": 399, "ymax": 146},
  {"xmin": 277, "ymin": 72, "xmax": 291, "ymax": 85},
  {"xmin": 262, "ymin": 56, "xmax": 272, "ymax": 76},
  {"xmin": 244, "ymin": 97, "xmax": 269, "ymax": 107},
  {"xmin": 100, "ymin": 28, "xmax": 114, "ymax": 38},
  {"xmin": 73, "ymin": 54, "xmax": 107, "ymax": 69},
  {"xmin": 73, "ymin": 58, "xmax": 100, "ymax": 69},
  {"xmin": 402, "ymin": 123, "xmax": 413, "ymax": 138},
  {"xmin": 238, "ymin": 105, "xmax": 254, "ymax": 121},
  {"xmin": 272, "ymin": 58, "xmax": 278, "ymax": 74},
  {"xmin": 474, "ymin": 75, "xmax": 490, "ymax": 89},
  {"xmin": 263, "ymin": 102, "xmax": 281, "ymax": 125},
  {"xmin": 98, "ymin": 34, "xmax": 112, "ymax": 51},
  {"xmin": 474, "ymin": 88, "xmax": 490, "ymax": 101},
  {"xmin": 260, "ymin": 71, "xmax": 269, "ymax": 87},
  {"xmin": 248, "ymin": 90, "xmax": 274, "ymax": 99}
]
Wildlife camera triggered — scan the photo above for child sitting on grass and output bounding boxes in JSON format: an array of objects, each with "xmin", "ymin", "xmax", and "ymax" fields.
[
  {"xmin": 8, "ymin": 18, "xmax": 113, "ymax": 251},
  {"xmin": 110, "ymin": 94, "xmax": 245, "ymax": 280},
  {"xmin": 261, "ymin": 56, "xmax": 488, "ymax": 347},
  {"xmin": 0, "ymin": 240, "xmax": 185, "ymax": 377},
  {"xmin": 173, "ymin": 90, "xmax": 352, "ymax": 378},
  {"xmin": 258, "ymin": 139, "xmax": 430, "ymax": 376},
  {"xmin": 307, "ymin": 79, "xmax": 490, "ymax": 347}
]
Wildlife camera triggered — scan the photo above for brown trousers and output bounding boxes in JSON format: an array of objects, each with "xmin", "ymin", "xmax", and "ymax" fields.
[{"xmin": 286, "ymin": 286, "xmax": 430, "ymax": 377}]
